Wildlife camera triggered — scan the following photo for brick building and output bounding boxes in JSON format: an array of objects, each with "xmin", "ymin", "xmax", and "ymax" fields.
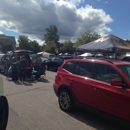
[{"xmin": 0, "ymin": 34, "xmax": 16, "ymax": 51}]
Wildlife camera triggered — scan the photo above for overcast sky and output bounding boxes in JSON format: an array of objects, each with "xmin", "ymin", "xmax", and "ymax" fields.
[{"xmin": 0, "ymin": 0, "xmax": 115, "ymax": 44}]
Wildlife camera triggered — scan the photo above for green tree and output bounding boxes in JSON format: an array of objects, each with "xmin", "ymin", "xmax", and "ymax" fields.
[
  {"xmin": 30, "ymin": 40, "xmax": 41, "ymax": 53},
  {"xmin": 43, "ymin": 41, "xmax": 57, "ymax": 54},
  {"xmin": 44, "ymin": 25, "xmax": 60, "ymax": 51},
  {"xmin": 60, "ymin": 40, "xmax": 74, "ymax": 54},
  {"xmin": 73, "ymin": 31, "xmax": 101, "ymax": 48},
  {"xmin": 1, "ymin": 42, "xmax": 14, "ymax": 53},
  {"xmin": 18, "ymin": 35, "xmax": 31, "ymax": 50},
  {"xmin": 44, "ymin": 25, "xmax": 59, "ymax": 43}
]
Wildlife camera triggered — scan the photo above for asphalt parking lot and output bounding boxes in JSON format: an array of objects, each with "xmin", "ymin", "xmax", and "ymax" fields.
[{"xmin": 0, "ymin": 70, "xmax": 130, "ymax": 130}]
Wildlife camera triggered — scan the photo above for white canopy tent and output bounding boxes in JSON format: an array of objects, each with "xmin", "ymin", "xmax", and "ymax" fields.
[
  {"xmin": 79, "ymin": 53, "xmax": 93, "ymax": 57},
  {"xmin": 37, "ymin": 51, "xmax": 55, "ymax": 58}
]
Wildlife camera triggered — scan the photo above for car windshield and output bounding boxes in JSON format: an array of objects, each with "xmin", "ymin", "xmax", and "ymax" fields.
[{"xmin": 117, "ymin": 65, "xmax": 130, "ymax": 79}]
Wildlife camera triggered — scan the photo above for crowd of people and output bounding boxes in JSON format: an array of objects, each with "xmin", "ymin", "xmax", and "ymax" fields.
[{"xmin": 10, "ymin": 53, "xmax": 42, "ymax": 83}]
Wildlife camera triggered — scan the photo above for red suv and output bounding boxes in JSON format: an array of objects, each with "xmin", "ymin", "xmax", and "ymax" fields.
[{"xmin": 53, "ymin": 58, "xmax": 130, "ymax": 122}]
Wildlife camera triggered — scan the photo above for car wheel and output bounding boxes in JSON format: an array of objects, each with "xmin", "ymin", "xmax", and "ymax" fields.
[
  {"xmin": 0, "ymin": 96, "xmax": 9, "ymax": 130},
  {"xmin": 4, "ymin": 67, "xmax": 8, "ymax": 76},
  {"xmin": 58, "ymin": 89, "xmax": 74, "ymax": 112}
]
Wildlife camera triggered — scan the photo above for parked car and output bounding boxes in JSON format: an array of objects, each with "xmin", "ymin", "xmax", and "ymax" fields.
[
  {"xmin": 0, "ymin": 96, "xmax": 9, "ymax": 130},
  {"xmin": 45, "ymin": 56, "xmax": 64, "ymax": 71},
  {"xmin": 116, "ymin": 53, "xmax": 130, "ymax": 62},
  {"xmin": 58, "ymin": 55, "xmax": 74, "ymax": 60},
  {"xmin": 121, "ymin": 57, "xmax": 130, "ymax": 62},
  {"xmin": 0, "ymin": 54, "xmax": 5, "ymax": 60},
  {"xmin": 40, "ymin": 56, "xmax": 49, "ymax": 62},
  {"xmin": 53, "ymin": 58, "xmax": 130, "ymax": 122},
  {"xmin": 0, "ymin": 50, "xmax": 33, "ymax": 75}
]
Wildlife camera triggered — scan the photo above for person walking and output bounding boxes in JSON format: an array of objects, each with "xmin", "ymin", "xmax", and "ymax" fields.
[
  {"xmin": 19, "ymin": 55, "xmax": 28, "ymax": 83},
  {"xmin": 33, "ymin": 54, "xmax": 42, "ymax": 79},
  {"xmin": 11, "ymin": 53, "xmax": 18, "ymax": 81}
]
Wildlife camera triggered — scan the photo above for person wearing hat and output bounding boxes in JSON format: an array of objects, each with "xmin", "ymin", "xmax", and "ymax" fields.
[{"xmin": 19, "ymin": 55, "xmax": 28, "ymax": 83}]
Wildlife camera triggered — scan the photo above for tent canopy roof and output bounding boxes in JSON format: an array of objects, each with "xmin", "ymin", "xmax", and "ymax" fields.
[{"xmin": 76, "ymin": 34, "xmax": 130, "ymax": 53}]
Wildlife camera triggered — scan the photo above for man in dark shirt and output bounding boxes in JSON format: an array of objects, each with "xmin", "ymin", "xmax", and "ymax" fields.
[{"xmin": 19, "ymin": 55, "xmax": 28, "ymax": 83}]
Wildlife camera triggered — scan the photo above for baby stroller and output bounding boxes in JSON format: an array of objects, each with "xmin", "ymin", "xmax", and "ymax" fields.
[{"xmin": 32, "ymin": 61, "xmax": 46, "ymax": 81}]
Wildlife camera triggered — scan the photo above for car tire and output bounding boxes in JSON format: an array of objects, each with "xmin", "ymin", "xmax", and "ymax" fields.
[
  {"xmin": 58, "ymin": 89, "xmax": 74, "ymax": 112},
  {"xmin": 0, "ymin": 96, "xmax": 9, "ymax": 130}
]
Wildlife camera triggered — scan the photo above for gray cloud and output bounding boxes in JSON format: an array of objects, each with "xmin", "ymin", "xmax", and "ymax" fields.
[{"xmin": 0, "ymin": 0, "xmax": 113, "ymax": 42}]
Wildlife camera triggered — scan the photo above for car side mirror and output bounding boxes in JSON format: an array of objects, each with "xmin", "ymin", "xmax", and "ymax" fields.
[{"xmin": 111, "ymin": 79, "xmax": 123, "ymax": 86}]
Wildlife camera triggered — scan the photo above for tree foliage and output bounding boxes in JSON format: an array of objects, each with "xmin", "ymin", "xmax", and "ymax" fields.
[
  {"xmin": 30, "ymin": 40, "xmax": 41, "ymax": 53},
  {"xmin": 42, "ymin": 41, "xmax": 57, "ymax": 54},
  {"xmin": 60, "ymin": 40, "xmax": 74, "ymax": 54},
  {"xmin": 18, "ymin": 35, "xmax": 41, "ymax": 53},
  {"xmin": 1, "ymin": 42, "xmax": 14, "ymax": 53},
  {"xmin": 18, "ymin": 35, "xmax": 31, "ymax": 50},
  {"xmin": 44, "ymin": 25, "xmax": 59, "ymax": 44},
  {"xmin": 73, "ymin": 31, "xmax": 101, "ymax": 48},
  {"xmin": 14, "ymin": 29, "xmax": 102, "ymax": 55},
  {"xmin": 44, "ymin": 25, "xmax": 60, "ymax": 53}
]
